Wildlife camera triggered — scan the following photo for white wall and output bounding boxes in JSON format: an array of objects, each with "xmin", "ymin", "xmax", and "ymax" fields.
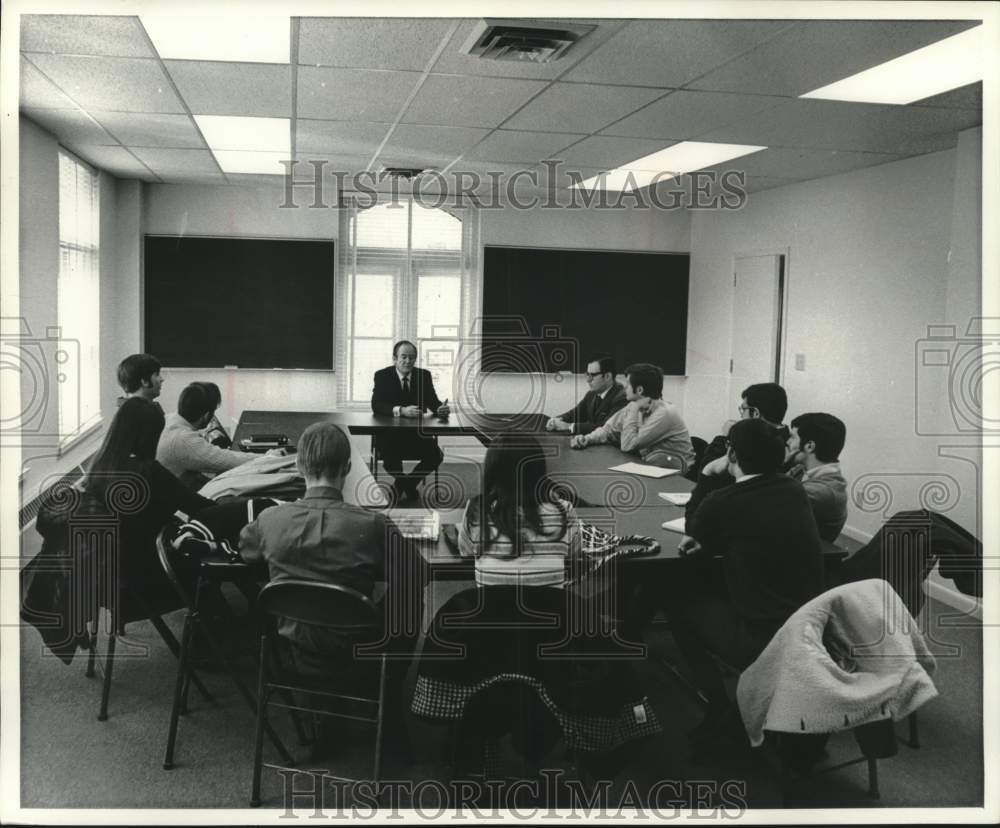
[{"xmin": 687, "ymin": 133, "xmax": 981, "ymax": 538}]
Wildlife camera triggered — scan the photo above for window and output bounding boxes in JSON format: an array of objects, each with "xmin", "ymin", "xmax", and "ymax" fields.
[
  {"xmin": 58, "ymin": 150, "xmax": 101, "ymax": 443},
  {"xmin": 337, "ymin": 199, "xmax": 480, "ymax": 405}
]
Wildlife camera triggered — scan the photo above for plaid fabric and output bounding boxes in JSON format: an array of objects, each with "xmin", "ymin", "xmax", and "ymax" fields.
[{"xmin": 411, "ymin": 672, "xmax": 662, "ymax": 753}]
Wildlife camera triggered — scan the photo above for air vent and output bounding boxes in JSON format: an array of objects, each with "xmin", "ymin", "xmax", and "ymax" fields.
[
  {"xmin": 380, "ymin": 167, "xmax": 431, "ymax": 181},
  {"xmin": 462, "ymin": 19, "xmax": 595, "ymax": 64}
]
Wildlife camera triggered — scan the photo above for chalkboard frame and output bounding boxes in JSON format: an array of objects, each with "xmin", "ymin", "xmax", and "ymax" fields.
[
  {"xmin": 143, "ymin": 234, "xmax": 336, "ymax": 371},
  {"xmin": 481, "ymin": 244, "xmax": 690, "ymax": 376}
]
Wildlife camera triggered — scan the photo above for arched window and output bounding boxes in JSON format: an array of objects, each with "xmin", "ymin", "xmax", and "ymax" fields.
[{"xmin": 337, "ymin": 198, "xmax": 479, "ymax": 405}]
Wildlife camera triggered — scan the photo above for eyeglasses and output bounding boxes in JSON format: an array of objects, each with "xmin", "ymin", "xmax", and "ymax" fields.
[
  {"xmin": 737, "ymin": 403, "xmax": 759, "ymax": 416},
  {"xmin": 586, "ymin": 371, "xmax": 606, "ymax": 379}
]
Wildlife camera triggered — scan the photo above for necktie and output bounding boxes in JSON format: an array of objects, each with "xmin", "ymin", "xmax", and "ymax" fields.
[{"xmin": 402, "ymin": 376, "xmax": 410, "ymax": 400}]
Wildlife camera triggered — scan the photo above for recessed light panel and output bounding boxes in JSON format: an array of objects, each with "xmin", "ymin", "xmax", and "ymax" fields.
[
  {"xmin": 142, "ymin": 14, "xmax": 290, "ymax": 64},
  {"xmin": 801, "ymin": 26, "xmax": 983, "ymax": 105},
  {"xmin": 572, "ymin": 142, "xmax": 767, "ymax": 192}
]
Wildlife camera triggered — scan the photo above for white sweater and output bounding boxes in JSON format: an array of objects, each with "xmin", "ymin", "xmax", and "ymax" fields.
[{"xmin": 156, "ymin": 412, "xmax": 254, "ymax": 485}]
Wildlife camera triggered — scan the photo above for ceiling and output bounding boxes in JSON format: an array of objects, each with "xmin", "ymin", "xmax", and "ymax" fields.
[{"xmin": 18, "ymin": 14, "xmax": 985, "ymax": 196}]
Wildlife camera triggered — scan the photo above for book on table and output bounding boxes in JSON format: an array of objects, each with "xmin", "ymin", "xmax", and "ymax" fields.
[{"xmin": 391, "ymin": 510, "xmax": 441, "ymax": 542}]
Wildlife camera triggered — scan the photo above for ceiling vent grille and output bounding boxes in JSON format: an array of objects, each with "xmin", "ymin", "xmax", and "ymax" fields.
[
  {"xmin": 380, "ymin": 167, "xmax": 431, "ymax": 181},
  {"xmin": 462, "ymin": 20, "xmax": 595, "ymax": 64}
]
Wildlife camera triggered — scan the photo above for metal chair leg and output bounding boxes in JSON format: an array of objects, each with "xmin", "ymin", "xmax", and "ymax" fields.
[
  {"xmin": 163, "ymin": 607, "xmax": 197, "ymax": 769},
  {"xmin": 372, "ymin": 654, "xmax": 388, "ymax": 784},
  {"xmin": 250, "ymin": 638, "xmax": 269, "ymax": 808},
  {"xmin": 85, "ymin": 613, "xmax": 99, "ymax": 678},
  {"xmin": 867, "ymin": 758, "xmax": 880, "ymax": 799},
  {"xmin": 97, "ymin": 626, "xmax": 117, "ymax": 721}
]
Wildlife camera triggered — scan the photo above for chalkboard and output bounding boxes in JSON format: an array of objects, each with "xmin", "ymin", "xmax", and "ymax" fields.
[
  {"xmin": 144, "ymin": 236, "xmax": 335, "ymax": 369},
  {"xmin": 482, "ymin": 246, "xmax": 689, "ymax": 375}
]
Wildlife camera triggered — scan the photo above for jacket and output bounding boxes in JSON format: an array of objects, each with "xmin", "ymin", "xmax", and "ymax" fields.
[
  {"xmin": 371, "ymin": 365, "xmax": 443, "ymax": 416},
  {"xmin": 558, "ymin": 382, "xmax": 628, "ymax": 436}
]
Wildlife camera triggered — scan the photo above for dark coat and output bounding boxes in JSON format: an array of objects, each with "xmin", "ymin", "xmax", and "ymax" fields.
[
  {"xmin": 371, "ymin": 366, "xmax": 443, "ymax": 417},
  {"xmin": 558, "ymin": 382, "xmax": 628, "ymax": 435}
]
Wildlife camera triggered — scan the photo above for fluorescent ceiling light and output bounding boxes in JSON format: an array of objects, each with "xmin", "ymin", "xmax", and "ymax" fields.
[
  {"xmin": 571, "ymin": 142, "xmax": 767, "ymax": 192},
  {"xmin": 213, "ymin": 151, "xmax": 291, "ymax": 176},
  {"xmin": 141, "ymin": 14, "xmax": 290, "ymax": 63},
  {"xmin": 194, "ymin": 115, "xmax": 290, "ymax": 153},
  {"xmin": 801, "ymin": 26, "xmax": 983, "ymax": 105}
]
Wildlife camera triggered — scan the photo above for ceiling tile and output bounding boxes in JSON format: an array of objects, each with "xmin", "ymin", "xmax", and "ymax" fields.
[
  {"xmin": 702, "ymin": 147, "xmax": 902, "ymax": 180},
  {"xmin": 131, "ymin": 147, "xmax": 222, "ymax": 178},
  {"xmin": 295, "ymin": 120, "xmax": 389, "ymax": 156},
  {"xmin": 298, "ymin": 17, "xmax": 455, "ymax": 71},
  {"xmin": 67, "ymin": 144, "xmax": 158, "ymax": 180},
  {"xmin": 165, "ymin": 60, "xmax": 292, "ymax": 117},
  {"xmin": 700, "ymin": 98, "xmax": 982, "ymax": 154},
  {"xmin": 688, "ymin": 20, "xmax": 981, "ymax": 96},
  {"xmin": 741, "ymin": 176, "xmax": 801, "ymax": 194},
  {"xmin": 503, "ymin": 82, "xmax": 665, "ymax": 133},
  {"xmin": 291, "ymin": 152, "xmax": 373, "ymax": 174},
  {"xmin": 601, "ymin": 90, "xmax": 786, "ymax": 140},
  {"xmin": 462, "ymin": 129, "xmax": 584, "ymax": 163},
  {"xmin": 297, "ymin": 66, "xmax": 419, "ymax": 122},
  {"xmin": 21, "ymin": 14, "xmax": 155, "ymax": 58},
  {"xmin": 90, "ymin": 111, "xmax": 204, "ymax": 148},
  {"xmin": 914, "ymin": 82, "xmax": 983, "ymax": 110},
  {"xmin": 222, "ymin": 174, "xmax": 290, "ymax": 187},
  {"xmin": 562, "ymin": 19, "xmax": 792, "ymax": 87},
  {"xmin": 20, "ymin": 57, "xmax": 76, "ymax": 109},
  {"xmin": 22, "ymin": 107, "xmax": 118, "ymax": 145},
  {"xmin": 401, "ymin": 75, "xmax": 548, "ymax": 128},
  {"xmin": 429, "ymin": 19, "xmax": 628, "ymax": 80},
  {"xmin": 27, "ymin": 54, "xmax": 185, "ymax": 113},
  {"xmin": 379, "ymin": 124, "xmax": 491, "ymax": 165},
  {"xmin": 556, "ymin": 135, "xmax": 675, "ymax": 168}
]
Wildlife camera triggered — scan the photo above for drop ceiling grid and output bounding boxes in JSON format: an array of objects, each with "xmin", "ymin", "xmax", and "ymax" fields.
[{"xmin": 16, "ymin": 14, "xmax": 987, "ymax": 187}]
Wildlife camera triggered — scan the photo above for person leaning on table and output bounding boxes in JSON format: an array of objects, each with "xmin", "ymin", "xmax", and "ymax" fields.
[
  {"xmin": 570, "ymin": 362, "xmax": 694, "ymax": 471},
  {"xmin": 546, "ymin": 353, "xmax": 628, "ymax": 436}
]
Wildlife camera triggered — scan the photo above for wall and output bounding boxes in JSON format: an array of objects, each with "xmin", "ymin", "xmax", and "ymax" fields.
[
  {"xmin": 142, "ymin": 181, "xmax": 339, "ymax": 430},
  {"xmin": 17, "ymin": 116, "xmax": 125, "ymax": 499},
  {"xmin": 477, "ymin": 201, "xmax": 692, "ymax": 418},
  {"xmin": 141, "ymin": 182, "xmax": 692, "ymax": 432},
  {"xmin": 687, "ymin": 133, "xmax": 981, "ymax": 540}
]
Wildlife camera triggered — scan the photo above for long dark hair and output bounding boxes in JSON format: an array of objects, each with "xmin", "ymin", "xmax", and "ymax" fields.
[
  {"xmin": 466, "ymin": 434, "xmax": 567, "ymax": 557},
  {"xmin": 86, "ymin": 398, "xmax": 165, "ymax": 499}
]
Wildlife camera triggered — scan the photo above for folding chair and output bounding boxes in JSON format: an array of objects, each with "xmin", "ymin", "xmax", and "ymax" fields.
[
  {"xmin": 250, "ymin": 579, "xmax": 388, "ymax": 807},
  {"xmin": 156, "ymin": 526, "xmax": 294, "ymax": 771}
]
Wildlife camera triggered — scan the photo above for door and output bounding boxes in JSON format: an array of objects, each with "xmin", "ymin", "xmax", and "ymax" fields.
[{"xmin": 729, "ymin": 254, "xmax": 785, "ymax": 402}]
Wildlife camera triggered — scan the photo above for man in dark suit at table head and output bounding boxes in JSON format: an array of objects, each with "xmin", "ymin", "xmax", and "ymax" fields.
[
  {"xmin": 546, "ymin": 353, "xmax": 628, "ymax": 435},
  {"xmin": 371, "ymin": 340, "xmax": 451, "ymax": 502}
]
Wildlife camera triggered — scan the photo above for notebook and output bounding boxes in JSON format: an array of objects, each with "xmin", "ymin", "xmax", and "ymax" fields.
[
  {"xmin": 608, "ymin": 462, "xmax": 680, "ymax": 479},
  {"xmin": 660, "ymin": 517, "xmax": 687, "ymax": 534},
  {"xmin": 391, "ymin": 510, "xmax": 441, "ymax": 542},
  {"xmin": 658, "ymin": 492, "xmax": 691, "ymax": 506}
]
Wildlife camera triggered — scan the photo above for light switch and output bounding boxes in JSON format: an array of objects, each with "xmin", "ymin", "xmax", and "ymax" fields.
[{"xmin": 795, "ymin": 353, "xmax": 806, "ymax": 371}]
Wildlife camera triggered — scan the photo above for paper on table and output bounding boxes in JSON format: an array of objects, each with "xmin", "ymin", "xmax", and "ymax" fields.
[
  {"xmin": 660, "ymin": 517, "xmax": 687, "ymax": 533},
  {"xmin": 608, "ymin": 462, "xmax": 680, "ymax": 478},
  {"xmin": 658, "ymin": 491, "xmax": 692, "ymax": 506}
]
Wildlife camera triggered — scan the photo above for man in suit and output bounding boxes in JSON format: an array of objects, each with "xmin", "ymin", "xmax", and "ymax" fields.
[
  {"xmin": 546, "ymin": 354, "xmax": 628, "ymax": 435},
  {"xmin": 371, "ymin": 340, "xmax": 450, "ymax": 502}
]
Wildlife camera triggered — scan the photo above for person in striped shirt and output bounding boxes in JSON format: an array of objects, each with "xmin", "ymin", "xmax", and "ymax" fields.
[{"xmin": 458, "ymin": 434, "xmax": 582, "ymax": 587}]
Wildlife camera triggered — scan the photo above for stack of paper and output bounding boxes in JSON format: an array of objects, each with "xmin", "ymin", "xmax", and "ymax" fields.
[
  {"xmin": 608, "ymin": 462, "xmax": 680, "ymax": 479},
  {"xmin": 660, "ymin": 517, "xmax": 687, "ymax": 534},
  {"xmin": 658, "ymin": 492, "xmax": 692, "ymax": 506}
]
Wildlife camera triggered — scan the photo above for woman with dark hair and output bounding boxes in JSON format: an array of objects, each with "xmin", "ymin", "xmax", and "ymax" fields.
[
  {"xmin": 85, "ymin": 397, "xmax": 214, "ymax": 603},
  {"xmin": 457, "ymin": 434, "xmax": 581, "ymax": 587}
]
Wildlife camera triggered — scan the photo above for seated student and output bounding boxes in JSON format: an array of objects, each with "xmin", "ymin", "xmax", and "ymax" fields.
[
  {"xmin": 156, "ymin": 382, "xmax": 255, "ymax": 490},
  {"xmin": 784, "ymin": 412, "xmax": 848, "ymax": 542},
  {"xmin": 239, "ymin": 422, "xmax": 426, "ymax": 662},
  {"xmin": 199, "ymin": 382, "xmax": 234, "ymax": 448},
  {"xmin": 116, "ymin": 353, "xmax": 164, "ymax": 407},
  {"xmin": 458, "ymin": 434, "xmax": 582, "ymax": 587},
  {"xmin": 666, "ymin": 418, "xmax": 823, "ymax": 734},
  {"xmin": 546, "ymin": 354, "xmax": 628, "ymax": 435},
  {"xmin": 687, "ymin": 382, "xmax": 788, "ymax": 479},
  {"xmin": 570, "ymin": 363, "xmax": 694, "ymax": 471},
  {"xmin": 84, "ymin": 397, "xmax": 214, "ymax": 605}
]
